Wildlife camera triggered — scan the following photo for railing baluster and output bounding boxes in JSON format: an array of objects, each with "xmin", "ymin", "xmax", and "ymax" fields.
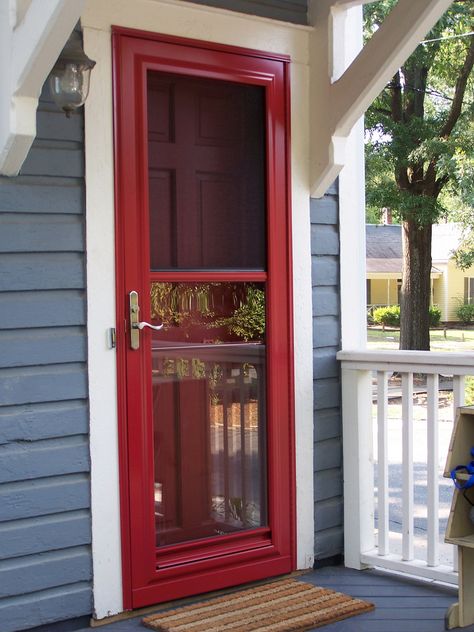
[
  {"xmin": 402, "ymin": 372, "xmax": 414, "ymax": 561},
  {"xmin": 337, "ymin": 349, "xmax": 474, "ymax": 585},
  {"xmin": 427, "ymin": 373, "xmax": 439, "ymax": 567},
  {"xmin": 377, "ymin": 370, "xmax": 389, "ymax": 556},
  {"xmin": 452, "ymin": 375, "xmax": 465, "ymax": 573},
  {"xmin": 453, "ymin": 374, "xmax": 466, "ymax": 410}
]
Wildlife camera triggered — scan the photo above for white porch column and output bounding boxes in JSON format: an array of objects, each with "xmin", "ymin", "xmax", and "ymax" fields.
[{"xmin": 337, "ymin": 6, "xmax": 374, "ymax": 569}]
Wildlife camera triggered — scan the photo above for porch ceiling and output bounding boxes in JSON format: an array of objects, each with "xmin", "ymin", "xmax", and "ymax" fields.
[{"xmin": 0, "ymin": 0, "xmax": 455, "ymax": 179}]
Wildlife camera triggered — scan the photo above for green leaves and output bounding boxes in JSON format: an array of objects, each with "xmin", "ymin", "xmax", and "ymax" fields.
[{"xmin": 365, "ymin": 1, "xmax": 474, "ymax": 227}]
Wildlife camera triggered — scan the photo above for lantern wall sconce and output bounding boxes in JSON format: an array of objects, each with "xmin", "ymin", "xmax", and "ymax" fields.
[{"xmin": 49, "ymin": 31, "xmax": 96, "ymax": 118}]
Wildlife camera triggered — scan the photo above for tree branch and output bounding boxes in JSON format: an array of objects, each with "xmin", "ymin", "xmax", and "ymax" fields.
[{"xmin": 439, "ymin": 35, "xmax": 474, "ymax": 138}]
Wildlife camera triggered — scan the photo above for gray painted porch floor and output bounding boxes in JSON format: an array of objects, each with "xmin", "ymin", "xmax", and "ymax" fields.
[{"xmin": 76, "ymin": 566, "xmax": 474, "ymax": 632}]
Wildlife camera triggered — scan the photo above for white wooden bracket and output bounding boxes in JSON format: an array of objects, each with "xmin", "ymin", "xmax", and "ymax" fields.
[
  {"xmin": 309, "ymin": 0, "xmax": 454, "ymax": 198},
  {"xmin": 0, "ymin": 0, "xmax": 85, "ymax": 176}
]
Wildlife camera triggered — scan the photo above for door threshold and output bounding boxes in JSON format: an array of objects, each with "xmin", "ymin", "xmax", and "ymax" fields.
[{"xmin": 89, "ymin": 570, "xmax": 309, "ymax": 628}]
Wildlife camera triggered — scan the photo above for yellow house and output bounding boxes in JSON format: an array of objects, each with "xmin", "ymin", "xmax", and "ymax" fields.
[{"xmin": 366, "ymin": 223, "xmax": 474, "ymax": 322}]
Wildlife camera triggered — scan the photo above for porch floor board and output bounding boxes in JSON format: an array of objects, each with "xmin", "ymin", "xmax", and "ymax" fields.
[{"xmin": 75, "ymin": 565, "xmax": 474, "ymax": 632}]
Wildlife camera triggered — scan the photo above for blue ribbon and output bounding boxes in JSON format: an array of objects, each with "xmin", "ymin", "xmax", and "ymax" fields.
[{"xmin": 451, "ymin": 447, "xmax": 474, "ymax": 490}]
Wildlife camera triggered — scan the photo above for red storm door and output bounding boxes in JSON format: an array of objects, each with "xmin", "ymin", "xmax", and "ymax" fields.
[{"xmin": 113, "ymin": 29, "xmax": 295, "ymax": 609}]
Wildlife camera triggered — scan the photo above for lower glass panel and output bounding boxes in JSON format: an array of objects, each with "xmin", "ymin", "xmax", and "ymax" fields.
[{"xmin": 150, "ymin": 282, "xmax": 267, "ymax": 548}]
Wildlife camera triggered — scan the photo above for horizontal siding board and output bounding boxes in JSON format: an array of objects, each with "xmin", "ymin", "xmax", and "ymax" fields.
[
  {"xmin": 313, "ymin": 316, "xmax": 340, "ymax": 347},
  {"xmin": 313, "ymin": 348, "xmax": 339, "ymax": 380},
  {"xmin": 21, "ymin": 145, "xmax": 84, "ymax": 179},
  {"xmin": 0, "ymin": 401, "xmax": 88, "ymax": 445},
  {"xmin": 0, "ymin": 436, "xmax": 90, "ymax": 484},
  {"xmin": 312, "ymin": 256, "xmax": 339, "ymax": 287},
  {"xmin": 0, "ymin": 511, "xmax": 91, "ymax": 560},
  {"xmin": 314, "ymin": 377, "xmax": 341, "ymax": 410},
  {"xmin": 0, "ymin": 253, "xmax": 84, "ymax": 291},
  {"xmin": 314, "ymin": 468, "xmax": 342, "ymax": 503},
  {"xmin": 313, "ymin": 409, "xmax": 342, "ymax": 443},
  {"xmin": 0, "ymin": 327, "xmax": 86, "ymax": 368},
  {"xmin": 314, "ymin": 497, "xmax": 343, "ymax": 532},
  {"xmin": 0, "ymin": 213, "xmax": 84, "ymax": 253},
  {"xmin": 0, "ymin": 583, "xmax": 92, "ymax": 632},
  {"xmin": 0, "ymin": 474, "xmax": 90, "ymax": 522},
  {"xmin": 189, "ymin": 0, "xmax": 308, "ymax": 24},
  {"xmin": 0, "ymin": 547, "xmax": 92, "ymax": 599},
  {"xmin": 310, "ymin": 195, "xmax": 338, "ymax": 225},
  {"xmin": 313, "ymin": 526, "xmax": 344, "ymax": 559},
  {"xmin": 0, "ymin": 291, "xmax": 86, "ymax": 329},
  {"xmin": 314, "ymin": 437, "xmax": 342, "ymax": 472},
  {"xmin": 312, "ymin": 287, "xmax": 339, "ymax": 316},
  {"xmin": 0, "ymin": 364, "xmax": 87, "ymax": 407},
  {"xmin": 36, "ymin": 110, "xmax": 83, "ymax": 143},
  {"xmin": 311, "ymin": 224, "xmax": 339, "ymax": 255},
  {"xmin": 0, "ymin": 177, "xmax": 84, "ymax": 214}
]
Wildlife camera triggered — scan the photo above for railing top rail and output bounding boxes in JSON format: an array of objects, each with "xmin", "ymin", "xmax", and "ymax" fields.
[{"xmin": 337, "ymin": 348, "xmax": 474, "ymax": 375}]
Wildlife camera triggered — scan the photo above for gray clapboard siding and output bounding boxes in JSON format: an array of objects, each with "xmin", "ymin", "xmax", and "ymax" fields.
[
  {"xmin": 0, "ymin": 584, "xmax": 92, "ymax": 632},
  {"xmin": 36, "ymin": 109, "xmax": 84, "ymax": 143},
  {"xmin": 314, "ymin": 468, "xmax": 342, "ymax": 503},
  {"xmin": 314, "ymin": 526, "xmax": 344, "ymax": 559},
  {"xmin": 311, "ymin": 186, "xmax": 343, "ymax": 562},
  {"xmin": 189, "ymin": 0, "xmax": 307, "ymax": 24},
  {"xmin": 0, "ymin": 364, "xmax": 87, "ymax": 407},
  {"xmin": 313, "ymin": 409, "xmax": 341, "ymax": 443},
  {"xmin": 0, "ymin": 511, "xmax": 91, "ymax": 560},
  {"xmin": 312, "ymin": 315, "xmax": 340, "ymax": 347},
  {"xmin": 0, "ymin": 401, "xmax": 88, "ymax": 444},
  {"xmin": 0, "ymin": 291, "xmax": 86, "ymax": 329},
  {"xmin": 0, "ymin": 436, "xmax": 90, "ymax": 483},
  {"xmin": 0, "ymin": 253, "xmax": 85, "ymax": 291},
  {"xmin": 0, "ymin": 327, "xmax": 86, "ymax": 368},
  {"xmin": 21, "ymin": 142, "xmax": 84, "ymax": 179},
  {"xmin": 314, "ymin": 497, "xmax": 344, "ymax": 532},
  {"xmin": 0, "ymin": 547, "xmax": 92, "ymax": 599},
  {"xmin": 313, "ymin": 437, "xmax": 342, "ymax": 472},
  {"xmin": 314, "ymin": 377, "xmax": 341, "ymax": 410},
  {"xmin": 0, "ymin": 177, "xmax": 84, "ymax": 214},
  {"xmin": 0, "ymin": 63, "xmax": 91, "ymax": 630},
  {"xmin": 312, "ymin": 287, "xmax": 339, "ymax": 317},
  {"xmin": 0, "ymin": 213, "xmax": 84, "ymax": 253},
  {"xmin": 313, "ymin": 348, "xmax": 339, "ymax": 380},
  {"xmin": 0, "ymin": 474, "xmax": 90, "ymax": 523}
]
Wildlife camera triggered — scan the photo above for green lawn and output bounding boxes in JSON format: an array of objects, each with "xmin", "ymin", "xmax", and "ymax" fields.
[{"xmin": 367, "ymin": 326, "xmax": 474, "ymax": 352}]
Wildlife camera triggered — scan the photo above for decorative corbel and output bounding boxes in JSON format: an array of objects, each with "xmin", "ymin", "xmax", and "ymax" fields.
[
  {"xmin": 309, "ymin": 0, "xmax": 454, "ymax": 198},
  {"xmin": 0, "ymin": 0, "xmax": 84, "ymax": 176}
]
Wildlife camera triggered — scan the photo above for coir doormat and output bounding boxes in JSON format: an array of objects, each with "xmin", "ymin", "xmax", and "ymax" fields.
[{"xmin": 142, "ymin": 577, "xmax": 374, "ymax": 632}]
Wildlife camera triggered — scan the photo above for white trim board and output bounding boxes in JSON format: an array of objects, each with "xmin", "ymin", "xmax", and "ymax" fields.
[{"xmin": 83, "ymin": 0, "xmax": 314, "ymax": 618}]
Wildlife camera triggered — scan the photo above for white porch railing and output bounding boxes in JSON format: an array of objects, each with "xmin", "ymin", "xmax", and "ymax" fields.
[{"xmin": 337, "ymin": 349, "xmax": 474, "ymax": 584}]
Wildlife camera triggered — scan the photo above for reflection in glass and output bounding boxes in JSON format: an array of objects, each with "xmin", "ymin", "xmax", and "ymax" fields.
[{"xmin": 151, "ymin": 282, "xmax": 267, "ymax": 547}]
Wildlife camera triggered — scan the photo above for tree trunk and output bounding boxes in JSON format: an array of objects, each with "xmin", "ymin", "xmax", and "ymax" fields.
[{"xmin": 399, "ymin": 221, "xmax": 432, "ymax": 350}]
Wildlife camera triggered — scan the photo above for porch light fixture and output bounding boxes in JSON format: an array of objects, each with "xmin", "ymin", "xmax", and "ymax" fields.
[{"xmin": 49, "ymin": 31, "xmax": 96, "ymax": 118}]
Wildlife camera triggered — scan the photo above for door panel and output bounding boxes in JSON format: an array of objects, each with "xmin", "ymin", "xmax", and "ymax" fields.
[
  {"xmin": 114, "ymin": 29, "xmax": 294, "ymax": 609},
  {"xmin": 147, "ymin": 73, "xmax": 266, "ymax": 270}
]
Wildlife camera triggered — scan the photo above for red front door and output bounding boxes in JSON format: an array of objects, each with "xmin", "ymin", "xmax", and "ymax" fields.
[{"xmin": 113, "ymin": 29, "xmax": 295, "ymax": 609}]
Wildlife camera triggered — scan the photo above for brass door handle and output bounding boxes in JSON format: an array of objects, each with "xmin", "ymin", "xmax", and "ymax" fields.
[{"xmin": 129, "ymin": 291, "xmax": 163, "ymax": 350}]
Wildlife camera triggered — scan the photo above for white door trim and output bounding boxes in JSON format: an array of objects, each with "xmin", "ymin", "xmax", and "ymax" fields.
[{"xmin": 83, "ymin": 0, "xmax": 314, "ymax": 618}]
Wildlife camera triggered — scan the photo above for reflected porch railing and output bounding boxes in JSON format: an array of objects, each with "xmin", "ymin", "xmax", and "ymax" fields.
[{"xmin": 337, "ymin": 349, "xmax": 474, "ymax": 584}]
